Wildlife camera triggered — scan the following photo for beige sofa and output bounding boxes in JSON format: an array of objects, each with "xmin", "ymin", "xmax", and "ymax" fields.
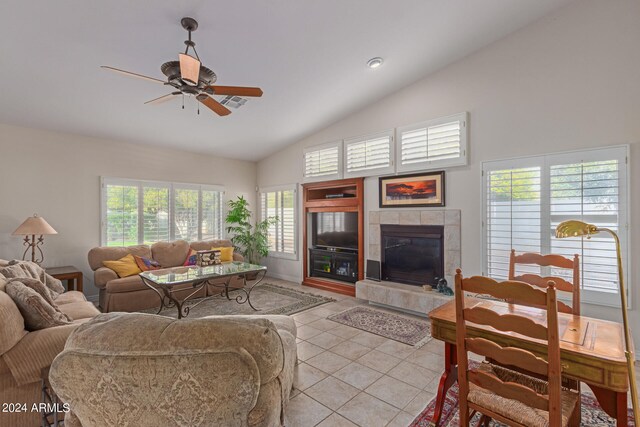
[
  {"xmin": 50, "ymin": 312, "xmax": 297, "ymax": 427},
  {"xmin": 88, "ymin": 239, "xmax": 244, "ymax": 312},
  {"xmin": 0, "ymin": 260, "xmax": 100, "ymax": 427}
]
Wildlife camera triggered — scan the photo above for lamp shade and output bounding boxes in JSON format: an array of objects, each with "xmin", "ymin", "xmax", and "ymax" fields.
[
  {"xmin": 179, "ymin": 53, "xmax": 200, "ymax": 85},
  {"xmin": 555, "ymin": 220, "xmax": 598, "ymax": 239},
  {"xmin": 12, "ymin": 214, "xmax": 58, "ymax": 236}
]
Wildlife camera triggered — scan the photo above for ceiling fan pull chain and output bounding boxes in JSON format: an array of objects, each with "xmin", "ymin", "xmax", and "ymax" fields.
[{"xmin": 182, "ymin": 94, "xmax": 185, "ymax": 110}]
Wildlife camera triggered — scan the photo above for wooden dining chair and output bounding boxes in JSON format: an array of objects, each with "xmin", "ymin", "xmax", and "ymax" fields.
[
  {"xmin": 508, "ymin": 250, "xmax": 580, "ymax": 315},
  {"xmin": 455, "ymin": 269, "xmax": 580, "ymax": 427}
]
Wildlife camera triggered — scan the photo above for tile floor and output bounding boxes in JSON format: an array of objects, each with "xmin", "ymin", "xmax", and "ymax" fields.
[{"xmin": 267, "ymin": 277, "xmax": 640, "ymax": 427}]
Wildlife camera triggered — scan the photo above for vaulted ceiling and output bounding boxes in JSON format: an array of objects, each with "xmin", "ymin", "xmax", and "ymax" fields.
[{"xmin": 0, "ymin": 0, "xmax": 572, "ymax": 161}]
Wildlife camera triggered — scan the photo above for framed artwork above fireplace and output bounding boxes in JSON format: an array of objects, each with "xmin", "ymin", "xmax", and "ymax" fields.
[{"xmin": 379, "ymin": 171, "xmax": 445, "ymax": 208}]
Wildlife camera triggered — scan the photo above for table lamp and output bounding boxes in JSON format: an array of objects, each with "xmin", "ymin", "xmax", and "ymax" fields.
[
  {"xmin": 12, "ymin": 214, "xmax": 58, "ymax": 264},
  {"xmin": 555, "ymin": 220, "xmax": 638, "ymax": 420}
]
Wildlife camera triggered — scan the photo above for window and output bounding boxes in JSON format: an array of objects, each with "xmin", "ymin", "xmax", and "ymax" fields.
[
  {"xmin": 482, "ymin": 146, "xmax": 629, "ymax": 306},
  {"xmin": 303, "ymin": 141, "xmax": 342, "ymax": 181},
  {"xmin": 344, "ymin": 130, "xmax": 394, "ymax": 177},
  {"xmin": 101, "ymin": 178, "xmax": 224, "ymax": 246},
  {"xmin": 259, "ymin": 185, "xmax": 297, "ymax": 259},
  {"xmin": 397, "ymin": 112, "xmax": 468, "ymax": 172}
]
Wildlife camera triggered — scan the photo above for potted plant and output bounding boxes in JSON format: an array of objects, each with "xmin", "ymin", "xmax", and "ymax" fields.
[{"xmin": 225, "ymin": 195, "xmax": 278, "ymax": 265}]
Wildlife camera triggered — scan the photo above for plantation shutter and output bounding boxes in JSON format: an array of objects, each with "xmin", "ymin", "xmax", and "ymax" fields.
[
  {"xmin": 483, "ymin": 146, "xmax": 628, "ymax": 306},
  {"xmin": 397, "ymin": 113, "xmax": 468, "ymax": 171},
  {"xmin": 260, "ymin": 186, "xmax": 297, "ymax": 258},
  {"xmin": 303, "ymin": 142, "xmax": 341, "ymax": 181},
  {"xmin": 344, "ymin": 131, "xmax": 393, "ymax": 177},
  {"xmin": 549, "ymin": 156, "xmax": 625, "ymax": 294},
  {"xmin": 142, "ymin": 185, "xmax": 170, "ymax": 244},
  {"xmin": 103, "ymin": 182, "xmax": 139, "ymax": 246},
  {"xmin": 201, "ymin": 189, "xmax": 223, "ymax": 240}
]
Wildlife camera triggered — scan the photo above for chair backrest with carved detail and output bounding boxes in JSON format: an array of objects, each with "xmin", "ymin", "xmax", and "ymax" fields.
[
  {"xmin": 455, "ymin": 269, "xmax": 562, "ymax": 426},
  {"xmin": 508, "ymin": 250, "xmax": 580, "ymax": 315}
]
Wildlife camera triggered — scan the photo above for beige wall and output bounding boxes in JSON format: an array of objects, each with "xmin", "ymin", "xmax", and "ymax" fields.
[
  {"xmin": 0, "ymin": 123, "xmax": 257, "ymax": 298},
  {"xmin": 258, "ymin": 0, "xmax": 640, "ymax": 346}
]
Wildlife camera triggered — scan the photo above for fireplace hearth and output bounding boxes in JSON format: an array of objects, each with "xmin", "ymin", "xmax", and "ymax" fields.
[{"xmin": 381, "ymin": 224, "xmax": 444, "ymax": 286}]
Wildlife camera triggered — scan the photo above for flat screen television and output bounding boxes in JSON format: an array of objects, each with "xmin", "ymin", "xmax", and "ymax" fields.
[{"xmin": 311, "ymin": 212, "xmax": 358, "ymax": 250}]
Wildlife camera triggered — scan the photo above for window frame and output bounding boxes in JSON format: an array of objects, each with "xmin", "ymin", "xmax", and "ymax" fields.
[
  {"xmin": 481, "ymin": 145, "xmax": 630, "ymax": 308},
  {"xmin": 343, "ymin": 129, "xmax": 395, "ymax": 178},
  {"xmin": 396, "ymin": 112, "xmax": 468, "ymax": 173},
  {"xmin": 100, "ymin": 177, "xmax": 225, "ymax": 246},
  {"xmin": 259, "ymin": 184, "xmax": 299, "ymax": 260},
  {"xmin": 303, "ymin": 141, "xmax": 343, "ymax": 182}
]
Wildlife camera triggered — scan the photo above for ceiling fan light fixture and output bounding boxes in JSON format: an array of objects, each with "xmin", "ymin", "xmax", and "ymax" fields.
[
  {"xmin": 179, "ymin": 53, "xmax": 201, "ymax": 85},
  {"xmin": 367, "ymin": 57, "xmax": 384, "ymax": 69}
]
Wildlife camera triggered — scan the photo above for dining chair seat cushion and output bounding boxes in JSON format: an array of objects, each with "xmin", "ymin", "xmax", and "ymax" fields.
[{"xmin": 468, "ymin": 363, "xmax": 579, "ymax": 427}]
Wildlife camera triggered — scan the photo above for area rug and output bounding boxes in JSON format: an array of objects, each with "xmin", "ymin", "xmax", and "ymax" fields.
[
  {"xmin": 410, "ymin": 382, "xmax": 635, "ymax": 426},
  {"xmin": 140, "ymin": 283, "xmax": 335, "ymax": 318},
  {"xmin": 328, "ymin": 306, "xmax": 431, "ymax": 347}
]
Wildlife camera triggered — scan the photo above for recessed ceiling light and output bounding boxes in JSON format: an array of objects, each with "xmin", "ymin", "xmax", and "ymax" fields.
[{"xmin": 367, "ymin": 57, "xmax": 384, "ymax": 69}]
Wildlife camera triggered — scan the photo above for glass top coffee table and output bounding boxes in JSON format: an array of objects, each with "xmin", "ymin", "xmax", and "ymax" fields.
[{"xmin": 139, "ymin": 262, "xmax": 267, "ymax": 319}]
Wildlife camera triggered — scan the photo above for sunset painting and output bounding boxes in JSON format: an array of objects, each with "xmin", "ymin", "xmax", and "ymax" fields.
[{"xmin": 379, "ymin": 171, "xmax": 445, "ymax": 207}]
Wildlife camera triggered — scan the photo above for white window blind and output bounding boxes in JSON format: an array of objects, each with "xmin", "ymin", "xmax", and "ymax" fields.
[
  {"xmin": 482, "ymin": 146, "xmax": 629, "ymax": 306},
  {"xmin": 101, "ymin": 178, "xmax": 224, "ymax": 246},
  {"xmin": 397, "ymin": 112, "xmax": 468, "ymax": 172},
  {"xmin": 303, "ymin": 142, "xmax": 342, "ymax": 181},
  {"xmin": 259, "ymin": 185, "xmax": 297, "ymax": 259},
  {"xmin": 344, "ymin": 131, "xmax": 394, "ymax": 177}
]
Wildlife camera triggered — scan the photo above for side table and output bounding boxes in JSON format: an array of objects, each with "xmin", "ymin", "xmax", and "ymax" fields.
[{"xmin": 46, "ymin": 266, "xmax": 83, "ymax": 292}]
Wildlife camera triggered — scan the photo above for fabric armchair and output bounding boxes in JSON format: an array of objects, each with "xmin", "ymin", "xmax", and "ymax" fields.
[{"xmin": 50, "ymin": 312, "xmax": 297, "ymax": 427}]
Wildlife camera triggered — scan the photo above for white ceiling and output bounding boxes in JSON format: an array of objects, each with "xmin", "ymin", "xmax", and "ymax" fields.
[{"xmin": 0, "ymin": 0, "xmax": 572, "ymax": 161}]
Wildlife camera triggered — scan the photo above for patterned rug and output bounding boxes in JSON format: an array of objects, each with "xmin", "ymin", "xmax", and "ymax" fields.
[
  {"xmin": 140, "ymin": 283, "xmax": 335, "ymax": 318},
  {"xmin": 410, "ymin": 382, "xmax": 635, "ymax": 426},
  {"xmin": 328, "ymin": 306, "xmax": 431, "ymax": 347}
]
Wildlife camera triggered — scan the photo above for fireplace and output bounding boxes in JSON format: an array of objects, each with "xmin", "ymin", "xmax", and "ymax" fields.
[{"xmin": 380, "ymin": 224, "xmax": 444, "ymax": 286}]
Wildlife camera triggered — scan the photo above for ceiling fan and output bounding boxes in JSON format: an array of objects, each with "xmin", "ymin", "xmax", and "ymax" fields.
[{"xmin": 102, "ymin": 17, "xmax": 263, "ymax": 116}]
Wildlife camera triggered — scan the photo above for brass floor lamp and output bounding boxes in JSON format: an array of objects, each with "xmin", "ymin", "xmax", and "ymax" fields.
[{"xmin": 555, "ymin": 220, "xmax": 638, "ymax": 421}]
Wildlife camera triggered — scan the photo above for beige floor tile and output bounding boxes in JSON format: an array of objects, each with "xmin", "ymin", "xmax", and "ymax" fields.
[
  {"xmin": 356, "ymin": 350, "xmax": 402, "ymax": 373},
  {"xmin": 387, "ymin": 360, "xmax": 439, "ymax": 389},
  {"xmin": 297, "ymin": 341, "xmax": 326, "ymax": 361},
  {"xmin": 294, "ymin": 362, "xmax": 329, "ymax": 391},
  {"xmin": 333, "ymin": 362, "xmax": 383, "ymax": 390},
  {"xmin": 297, "ymin": 325, "xmax": 324, "ymax": 340},
  {"xmin": 375, "ymin": 339, "xmax": 416, "ymax": 359},
  {"xmin": 309, "ymin": 306, "xmax": 339, "ymax": 318},
  {"xmin": 405, "ymin": 349, "xmax": 444, "ymax": 373},
  {"xmin": 292, "ymin": 311, "xmax": 324, "ymax": 325},
  {"xmin": 315, "ymin": 302, "xmax": 352, "ymax": 314},
  {"xmin": 307, "ymin": 351, "xmax": 352, "ymax": 374},
  {"xmin": 327, "ymin": 324, "xmax": 362, "ymax": 339},
  {"xmin": 307, "ymin": 318, "xmax": 341, "ymax": 331},
  {"xmin": 305, "ymin": 376, "xmax": 360, "ymax": 410},
  {"xmin": 386, "ymin": 411, "xmax": 416, "ymax": 427},
  {"xmin": 330, "ymin": 340, "xmax": 372, "ymax": 360},
  {"xmin": 421, "ymin": 339, "xmax": 445, "ymax": 355},
  {"xmin": 365, "ymin": 375, "xmax": 420, "ymax": 409},
  {"xmin": 403, "ymin": 390, "xmax": 434, "ymax": 417},
  {"xmin": 337, "ymin": 392, "xmax": 399, "ymax": 427},
  {"xmin": 350, "ymin": 331, "xmax": 390, "ymax": 348},
  {"xmin": 316, "ymin": 413, "xmax": 358, "ymax": 427},
  {"xmin": 307, "ymin": 332, "xmax": 345, "ymax": 349},
  {"xmin": 286, "ymin": 392, "xmax": 332, "ymax": 427}
]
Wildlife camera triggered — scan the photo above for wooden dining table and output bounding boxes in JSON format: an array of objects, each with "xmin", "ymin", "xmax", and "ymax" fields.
[{"xmin": 428, "ymin": 297, "xmax": 632, "ymax": 426}]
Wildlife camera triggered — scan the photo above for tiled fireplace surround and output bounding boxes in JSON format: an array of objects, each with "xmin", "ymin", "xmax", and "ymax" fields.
[{"xmin": 356, "ymin": 209, "xmax": 461, "ymax": 315}]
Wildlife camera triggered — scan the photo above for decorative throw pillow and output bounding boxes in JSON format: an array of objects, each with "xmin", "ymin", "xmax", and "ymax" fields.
[
  {"xmin": 0, "ymin": 262, "xmax": 65, "ymax": 296},
  {"xmin": 5, "ymin": 281, "xmax": 72, "ymax": 331},
  {"xmin": 212, "ymin": 247, "xmax": 234, "ymax": 262},
  {"xmin": 183, "ymin": 249, "xmax": 198, "ymax": 266},
  {"xmin": 8, "ymin": 277, "xmax": 58, "ymax": 307},
  {"xmin": 103, "ymin": 254, "xmax": 142, "ymax": 278},
  {"xmin": 134, "ymin": 255, "xmax": 162, "ymax": 272}
]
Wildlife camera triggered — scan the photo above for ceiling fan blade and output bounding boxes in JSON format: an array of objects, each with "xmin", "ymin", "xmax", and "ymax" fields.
[
  {"xmin": 196, "ymin": 94, "xmax": 232, "ymax": 116},
  {"xmin": 101, "ymin": 66, "xmax": 165, "ymax": 84},
  {"xmin": 179, "ymin": 53, "xmax": 200, "ymax": 85},
  {"xmin": 206, "ymin": 85, "xmax": 263, "ymax": 97},
  {"xmin": 144, "ymin": 92, "xmax": 181, "ymax": 105}
]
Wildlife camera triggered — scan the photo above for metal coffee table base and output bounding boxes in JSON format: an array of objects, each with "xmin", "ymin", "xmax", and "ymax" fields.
[{"xmin": 141, "ymin": 270, "xmax": 267, "ymax": 319}]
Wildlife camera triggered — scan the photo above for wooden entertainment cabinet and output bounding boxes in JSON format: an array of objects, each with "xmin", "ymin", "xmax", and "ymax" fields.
[{"xmin": 302, "ymin": 178, "xmax": 364, "ymax": 296}]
